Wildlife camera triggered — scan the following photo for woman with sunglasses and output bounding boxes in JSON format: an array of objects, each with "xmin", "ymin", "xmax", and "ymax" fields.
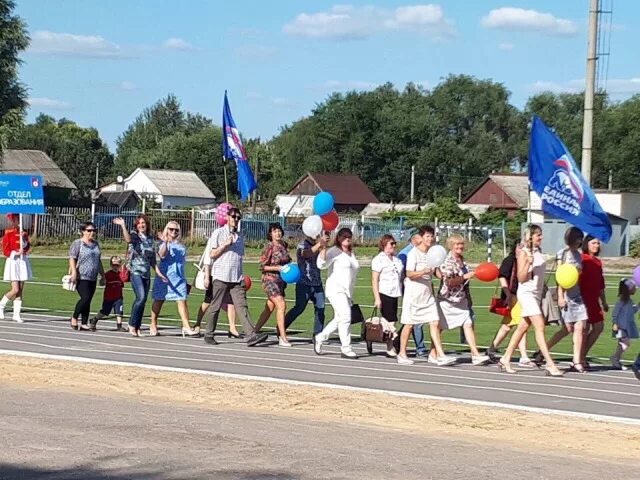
[
  {"xmin": 114, "ymin": 215, "xmax": 156, "ymax": 336},
  {"xmin": 371, "ymin": 234, "xmax": 403, "ymax": 357},
  {"xmin": 254, "ymin": 223, "xmax": 292, "ymax": 347},
  {"xmin": 150, "ymin": 221, "xmax": 197, "ymax": 337},
  {"xmin": 68, "ymin": 222, "xmax": 105, "ymax": 330},
  {"xmin": 314, "ymin": 227, "xmax": 359, "ymax": 359}
]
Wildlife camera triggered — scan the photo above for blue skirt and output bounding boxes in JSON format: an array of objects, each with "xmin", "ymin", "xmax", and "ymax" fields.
[{"xmin": 152, "ymin": 275, "xmax": 188, "ymax": 301}]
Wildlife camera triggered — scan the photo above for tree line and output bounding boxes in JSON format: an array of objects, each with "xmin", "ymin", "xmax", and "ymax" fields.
[{"xmin": 2, "ymin": 0, "xmax": 640, "ymax": 206}]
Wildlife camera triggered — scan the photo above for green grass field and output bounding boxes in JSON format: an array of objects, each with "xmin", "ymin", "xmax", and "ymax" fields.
[{"xmin": 9, "ymin": 257, "xmax": 638, "ymax": 364}]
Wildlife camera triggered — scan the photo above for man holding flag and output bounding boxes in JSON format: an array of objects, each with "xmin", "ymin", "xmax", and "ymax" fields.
[{"xmin": 223, "ymin": 91, "xmax": 257, "ymax": 201}]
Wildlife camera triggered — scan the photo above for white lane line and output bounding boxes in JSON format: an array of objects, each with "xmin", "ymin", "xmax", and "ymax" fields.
[
  {"xmin": 3, "ymin": 329, "xmax": 639, "ymax": 398},
  {"xmin": 2, "ymin": 349, "xmax": 639, "ymax": 426},
  {"xmin": 3, "ymin": 319, "xmax": 638, "ymax": 388},
  {"xmin": 1, "ymin": 337, "xmax": 639, "ymax": 410}
]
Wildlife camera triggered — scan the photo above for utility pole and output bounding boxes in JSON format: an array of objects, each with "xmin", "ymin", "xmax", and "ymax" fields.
[
  {"xmin": 410, "ymin": 165, "xmax": 415, "ymax": 202},
  {"xmin": 581, "ymin": 0, "xmax": 599, "ymax": 186}
]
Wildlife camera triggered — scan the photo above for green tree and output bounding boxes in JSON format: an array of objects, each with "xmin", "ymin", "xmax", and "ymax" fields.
[
  {"xmin": 0, "ymin": 0, "xmax": 29, "ymax": 150},
  {"xmin": 10, "ymin": 114, "xmax": 114, "ymax": 196}
]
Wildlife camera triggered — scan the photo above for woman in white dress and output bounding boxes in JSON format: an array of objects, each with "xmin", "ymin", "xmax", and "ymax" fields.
[
  {"xmin": 438, "ymin": 235, "xmax": 490, "ymax": 366},
  {"xmin": 397, "ymin": 225, "xmax": 455, "ymax": 366},
  {"xmin": 0, "ymin": 214, "xmax": 32, "ymax": 323},
  {"xmin": 314, "ymin": 228, "xmax": 359, "ymax": 359},
  {"xmin": 498, "ymin": 225, "xmax": 563, "ymax": 376}
]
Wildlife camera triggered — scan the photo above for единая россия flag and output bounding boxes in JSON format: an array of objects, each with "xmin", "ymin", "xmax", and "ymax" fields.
[
  {"xmin": 528, "ymin": 115, "xmax": 612, "ymax": 242},
  {"xmin": 222, "ymin": 91, "xmax": 257, "ymax": 201}
]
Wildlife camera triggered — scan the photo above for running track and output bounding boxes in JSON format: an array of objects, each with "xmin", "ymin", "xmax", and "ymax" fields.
[{"xmin": 1, "ymin": 313, "xmax": 639, "ymax": 424}]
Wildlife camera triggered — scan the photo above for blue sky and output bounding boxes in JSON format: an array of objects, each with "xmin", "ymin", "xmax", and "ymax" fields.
[{"xmin": 16, "ymin": 0, "xmax": 639, "ymax": 152}]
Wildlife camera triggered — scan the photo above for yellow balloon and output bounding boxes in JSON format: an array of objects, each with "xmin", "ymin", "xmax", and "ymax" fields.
[
  {"xmin": 510, "ymin": 302, "xmax": 522, "ymax": 325},
  {"xmin": 555, "ymin": 264, "xmax": 579, "ymax": 289}
]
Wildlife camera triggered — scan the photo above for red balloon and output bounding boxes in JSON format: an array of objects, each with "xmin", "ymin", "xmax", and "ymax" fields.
[
  {"xmin": 321, "ymin": 210, "xmax": 339, "ymax": 231},
  {"xmin": 244, "ymin": 276, "xmax": 252, "ymax": 291},
  {"xmin": 475, "ymin": 262, "xmax": 499, "ymax": 282}
]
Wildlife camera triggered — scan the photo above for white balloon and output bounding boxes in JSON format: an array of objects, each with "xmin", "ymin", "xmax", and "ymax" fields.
[
  {"xmin": 302, "ymin": 215, "xmax": 323, "ymax": 238},
  {"xmin": 425, "ymin": 245, "xmax": 447, "ymax": 268}
]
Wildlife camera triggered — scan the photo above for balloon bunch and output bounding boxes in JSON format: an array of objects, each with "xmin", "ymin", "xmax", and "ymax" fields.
[
  {"xmin": 215, "ymin": 202, "xmax": 233, "ymax": 226},
  {"xmin": 302, "ymin": 192, "xmax": 338, "ymax": 238}
]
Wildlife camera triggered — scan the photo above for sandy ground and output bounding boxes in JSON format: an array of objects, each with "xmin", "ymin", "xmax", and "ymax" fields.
[{"xmin": 1, "ymin": 354, "xmax": 638, "ymax": 467}]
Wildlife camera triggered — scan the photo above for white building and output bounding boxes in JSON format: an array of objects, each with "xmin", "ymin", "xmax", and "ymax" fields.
[{"xmin": 100, "ymin": 168, "xmax": 215, "ymax": 208}]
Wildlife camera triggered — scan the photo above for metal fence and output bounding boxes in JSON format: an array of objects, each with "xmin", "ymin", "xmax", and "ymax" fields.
[{"xmin": 15, "ymin": 207, "xmax": 502, "ymax": 255}]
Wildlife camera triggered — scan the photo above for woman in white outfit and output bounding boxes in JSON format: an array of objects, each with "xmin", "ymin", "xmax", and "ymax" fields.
[
  {"xmin": 397, "ymin": 225, "xmax": 455, "ymax": 366},
  {"xmin": 498, "ymin": 225, "xmax": 563, "ymax": 376},
  {"xmin": 0, "ymin": 214, "xmax": 32, "ymax": 323},
  {"xmin": 314, "ymin": 228, "xmax": 359, "ymax": 359}
]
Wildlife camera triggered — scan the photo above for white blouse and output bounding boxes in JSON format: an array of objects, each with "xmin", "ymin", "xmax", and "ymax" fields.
[
  {"xmin": 317, "ymin": 246, "xmax": 359, "ymax": 298},
  {"xmin": 371, "ymin": 252, "xmax": 403, "ymax": 298}
]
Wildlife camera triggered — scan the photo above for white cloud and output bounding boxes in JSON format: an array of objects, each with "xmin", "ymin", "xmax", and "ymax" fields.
[
  {"xmin": 271, "ymin": 97, "xmax": 298, "ymax": 108},
  {"xmin": 246, "ymin": 91, "xmax": 264, "ymax": 99},
  {"xmin": 27, "ymin": 97, "xmax": 72, "ymax": 110},
  {"xmin": 481, "ymin": 8, "xmax": 578, "ymax": 36},
  {"xmin": 323, "ymin": 80, "xmax": 378, "ymax": 90},
  {"xmin": 283, "ymin": 4, "xmax": 456, "ymax": 40},
  {"xmin": 28, "ymin": 30, "xmax": 131, "ymax": 58},
  {"xmin": 119, "ymin": 81, "xmax": 137, "ymax": 91},
  {"xmin": 235, "ymin": 45, "xmax": 277, "ymax": 59},
  {"xmin": 530, "ymin": 78, "xmax": 640, "ymax": 96},
  {"xmin": 163, "ymin": 37, "xmax": 196, "ymax": 51},
  {"xmin": 498, "ymin": 42, "xmax": 515, "ymax": 51}
]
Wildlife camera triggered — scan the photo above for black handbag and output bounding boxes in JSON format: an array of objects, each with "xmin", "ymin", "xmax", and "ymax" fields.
[{"xmin": 350, "ymin": 303, "xmax": 365, "ymax": 324}]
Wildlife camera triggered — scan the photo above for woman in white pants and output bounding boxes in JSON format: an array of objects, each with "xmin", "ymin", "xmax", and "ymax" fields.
[{"xmin": 314, "ymin": 228, "xmax": 359, "ymax": 359}]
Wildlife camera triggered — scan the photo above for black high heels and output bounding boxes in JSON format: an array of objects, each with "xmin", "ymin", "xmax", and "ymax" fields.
[{"xmin": 227, "ymin": 331, "xmax": 245, "ymax": 339}]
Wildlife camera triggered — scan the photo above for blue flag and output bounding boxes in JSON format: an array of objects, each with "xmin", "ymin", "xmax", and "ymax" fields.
[
  {"xmin": 222, "ymin": 91, "xmax": 257, "ymax": 201},
  {"xmin": 529, "ymin": 115, "xmax": 611, "ymax": 242}
]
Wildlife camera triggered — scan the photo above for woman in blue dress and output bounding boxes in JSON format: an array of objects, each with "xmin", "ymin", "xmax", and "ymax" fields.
[{"xmin": 151, "ymin": 221, "xmax": 197, "ymax": 337}]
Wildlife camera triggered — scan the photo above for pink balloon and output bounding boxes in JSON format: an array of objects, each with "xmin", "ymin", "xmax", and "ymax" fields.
[
  {"xmin": 216, "ymin": 203, "xmax": 233, "ymax": 226},
  {"xmin": 633, "ymin": 265, "xmax": 640, "ymax": 285}
]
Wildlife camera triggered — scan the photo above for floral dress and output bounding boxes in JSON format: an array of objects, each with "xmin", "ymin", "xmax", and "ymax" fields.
[
  {"xmin": 438, "ymin": 252, "xmax": 473, "ymax": 330},
  {"xmin": 259, "ymin": 241, "xmax": 291, "ymax": 298}
]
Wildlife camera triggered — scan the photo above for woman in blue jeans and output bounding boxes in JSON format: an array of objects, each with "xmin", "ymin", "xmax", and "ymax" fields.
[{"xmin": 114, "ymin": 216, "xmax": 157, "ymax": 336}]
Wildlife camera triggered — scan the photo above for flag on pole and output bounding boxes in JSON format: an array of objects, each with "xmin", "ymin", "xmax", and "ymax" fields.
[
  {"xmin": 222, "ymin": 91, "xmax": 257, "ymax": 201},
  {"xmin": 528, "ymin": 115, "xmax": 611, "ymax": 242}
]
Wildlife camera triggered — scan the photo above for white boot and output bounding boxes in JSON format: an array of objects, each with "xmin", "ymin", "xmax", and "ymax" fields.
[
  {"xmin": 12, "ymin": 299, "xmax": 23, "ymax": 323},
  {"xmin": 0, "ymin": 295, "xmax": 9, "ymax": 320}
]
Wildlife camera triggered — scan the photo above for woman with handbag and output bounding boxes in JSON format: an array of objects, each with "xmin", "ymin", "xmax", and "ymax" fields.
[
  {"xmin": 113, "ymin": 216, "xmax": 156, "ymax": 336},
  {"xmin": 498, "ymin": 225, "xmax": 563, "ymax": 376},
  {"xmin": 397, "ymin": 225, "xmax": 454, "ymax": 366},
  {"xmin": 581, "ymin": 235, "xmax": 609, "ymax": 367},
  {"xmin": 0, "ymin": 214, "xmax": 32, "ymax": 323},
  {"xmin": 534, "ymin": 227, "xmax": 588, "ymax": 372},
  {"xmin": 486, "ymin": 242, "xmax": 532, "ymax": 366},
  {"xmin": 314, "ymin": 227, "xmax": 359, "ymax": 359},
  {"xmin": 371, "ymin": 234, "xmax": 403, "ymax": 358},
  {"xmin": 150, "ymin": 221, "xmax": 197, "ymax": 337},
  {"xmin": 437, "ymin": 235, "xmax": 490, "ymax": 366},
  {"xmin": 68, "ymin": 222, "xmax": 105, "ymax": 330},
  {"xmin": 254, "ymin": 223, "xmax": 292, "ymax": 347}
]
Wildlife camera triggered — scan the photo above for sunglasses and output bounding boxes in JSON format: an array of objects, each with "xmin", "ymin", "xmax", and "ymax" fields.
[
  {"xmin": 85, "ymin": 229, "xmax": 96, "ymax": 233},
  {"xmin": 230, "ymin": 215, "xmax": 242, "ymax": 220},
  {"xmin": 389, "ymin": 241, "xmax": 397, "ymax": 246},
  {"xmin": 168, "ymin": 228, "xmax": 180, "ymax": 233}
]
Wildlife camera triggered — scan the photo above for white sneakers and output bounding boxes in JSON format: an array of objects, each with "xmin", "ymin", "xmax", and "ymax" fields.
[
  {"xmin": 518, "ymin": 358, "xmax": 534, "ymax": 368},
  {"xmin": 427, "ymin": 355, "xmax": 457, "ymax": 366},
  {"xmin": 471, "ymin": 355, "xmax": 491, "ymax": 366},
  {"xmin": 13, "ymin": 315, "xmax": 23, "ymax": 323},
  {"xmin": 0, "ymin": 307, "xmax": 4, "ymax": 320},
  {"xmin": 313, "ymin": 336, "xmax": 323, "ymax": 355},
  {"xmin": 278, "ymin": 338, "xmax": 292, "ymax": 348},
  {"xmin": 397, "ymin": 355, "xmax": 414, "ymax": 365}
]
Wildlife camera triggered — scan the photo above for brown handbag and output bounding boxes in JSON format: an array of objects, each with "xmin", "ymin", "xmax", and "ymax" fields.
[{"xmin": 361, "ymin": 308, "xmax": 388, "ymax": 343}]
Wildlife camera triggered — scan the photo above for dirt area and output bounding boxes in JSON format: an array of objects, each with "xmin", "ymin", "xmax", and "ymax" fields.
[{"xmin": 1, "ymin": 354, "xmax": 638, "ymax": 463}]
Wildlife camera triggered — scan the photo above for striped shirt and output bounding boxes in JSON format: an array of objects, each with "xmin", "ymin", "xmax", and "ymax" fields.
[{"xmin": 205, "ymin": 226, "xmax": 245, "ymax": 283}]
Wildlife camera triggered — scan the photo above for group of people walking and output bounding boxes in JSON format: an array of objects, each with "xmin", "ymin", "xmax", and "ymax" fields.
[{"xmin": 1, "ymin": 209, "xmax": 639, "ymax": 373}]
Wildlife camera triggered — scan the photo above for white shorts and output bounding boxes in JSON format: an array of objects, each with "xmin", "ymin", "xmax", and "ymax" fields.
[
  {"xmin": 3, "ymin": 254, "xmax": 32, "ymax": 282},
  {"xmin": 517, "ymin": 292, "xmax": 542, "ymax": 318}
]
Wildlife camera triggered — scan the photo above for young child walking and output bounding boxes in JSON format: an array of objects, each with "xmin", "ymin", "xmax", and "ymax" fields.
[
  {"xmin": 610, "ymin": 279, "xmax": 638, "ymax": 370},
  {"xmin": 90, "ymin": 256, "xmax": 125, "ymax": 331}
]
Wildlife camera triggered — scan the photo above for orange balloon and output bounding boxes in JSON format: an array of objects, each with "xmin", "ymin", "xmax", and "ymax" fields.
[
  {"xmin": 321, "ymin": 210, "xmax": 339, "ymax": 231},
  {"xmin": 475, "ymin": 262, "xmax": 499, "ymax": 282},
  {"xmin": 244, "ymin": 276, "xmax": 252, "ymax": 291}
]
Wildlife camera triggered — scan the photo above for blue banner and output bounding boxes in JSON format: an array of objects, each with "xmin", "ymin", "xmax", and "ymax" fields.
[
  {"xmin": 529, "ymin": 115, "xmax": 611, "ymax": 242},
  {"xmin": 222, "ymin": 91, "xmax": 257, "ymax": 201},
  {"xmin": 0, "ymin": 174, "xmax": 45, "ymax": 214}
]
